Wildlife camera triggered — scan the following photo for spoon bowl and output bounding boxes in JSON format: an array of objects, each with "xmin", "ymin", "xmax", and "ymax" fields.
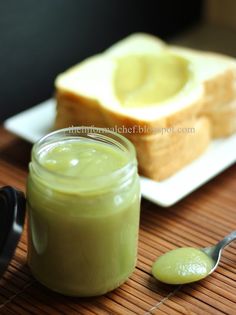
[{"xmin": 152, "ymin": 230, "xmax": 236, "ymax": 285}]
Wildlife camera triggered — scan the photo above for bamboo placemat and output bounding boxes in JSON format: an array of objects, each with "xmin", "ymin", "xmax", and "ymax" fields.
[{"xmin": 0, "ymin": 126, "xmax": 236, "ymax": 315}]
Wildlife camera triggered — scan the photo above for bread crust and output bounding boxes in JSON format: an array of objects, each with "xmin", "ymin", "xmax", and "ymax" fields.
[
  {"xmin": 127, "ymin": 117, "xmax": 211, "ymax": 180},
  {"xmin": 206, "ymin": 98, "xmax": 236, "ymax": 137},
  {"xmin": 55, "ymin": 90, "xmax": 204, "ymax": 134}
]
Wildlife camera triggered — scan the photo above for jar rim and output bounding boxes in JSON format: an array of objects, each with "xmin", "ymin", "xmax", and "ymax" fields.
[{"xmin": 31, "ymin": 126, "xmax": 137, "ymax": 192}]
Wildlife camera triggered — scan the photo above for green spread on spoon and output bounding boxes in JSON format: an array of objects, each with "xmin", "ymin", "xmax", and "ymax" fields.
[
  {"xmin": 152, "ymin": 247, "xmax": 214, "ymax": 285},
  {"xmin": 114, "ymin": 54, "xmax": 190, "ymax": 107}
]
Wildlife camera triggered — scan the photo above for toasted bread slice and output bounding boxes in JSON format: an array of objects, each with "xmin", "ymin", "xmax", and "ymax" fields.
[
  {"xmin": 54, "ymin": 33, "xmax": 236, "ymax": 180},
  {"xmin": 55, "ymin": 33, "xmax": 206, "ymax": 132}
]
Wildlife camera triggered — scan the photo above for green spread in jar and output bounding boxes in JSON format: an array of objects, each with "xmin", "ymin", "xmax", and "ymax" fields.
[
  {"xmin": 27, "ymin": 130, "xmax": 140, "ymax": 297},
  {"xmin": 39, "ymin": 140, "xmax": 129, "ymax": 177}
]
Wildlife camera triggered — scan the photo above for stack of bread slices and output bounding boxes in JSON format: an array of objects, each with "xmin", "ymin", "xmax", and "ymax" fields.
[{"xmin": 54, "ymin": 33, "xmax": 236, "ymax": 181}]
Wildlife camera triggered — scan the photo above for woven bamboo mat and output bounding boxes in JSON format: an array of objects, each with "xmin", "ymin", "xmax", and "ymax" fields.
[{"xmin": 0, "ymin": 127, "xmax": 236, "ymax": 315}]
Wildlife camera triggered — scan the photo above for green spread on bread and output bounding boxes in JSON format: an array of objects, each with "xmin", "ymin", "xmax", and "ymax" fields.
[{"xmin": 114, "ymin": 54, "xmax": 191, "ymax": 107}]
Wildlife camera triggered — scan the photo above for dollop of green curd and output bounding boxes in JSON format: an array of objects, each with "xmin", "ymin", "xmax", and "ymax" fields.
[
  {"xmin": 38, "ymin": 139, "xmax": 129, "ymax": 177},
  {"xmin": 114, "ymin": 54, "xmax": 191, "ymax": 108},
  {"xmin": 152, "ymin": 247, "xmax": 214, "ymax": 285}
]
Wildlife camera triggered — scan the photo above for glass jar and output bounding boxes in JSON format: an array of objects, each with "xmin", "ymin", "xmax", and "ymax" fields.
[{"xmin": 27, "ymin": 127, "xmax": 140, "ymax": 297}]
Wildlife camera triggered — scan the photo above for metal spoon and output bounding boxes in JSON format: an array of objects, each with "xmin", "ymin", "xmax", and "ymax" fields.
[{"xmin": 201, "ymin": 230, "xmax": 236, "ymax": 275}]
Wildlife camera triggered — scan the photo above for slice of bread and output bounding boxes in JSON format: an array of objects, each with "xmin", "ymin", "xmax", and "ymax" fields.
[
  {"xmin": 54, "ymin": 33, "xmax": 236, "ymax": 181},
  {"xmin": 55, "ymin": 34, "xmax": 205, "ymax": 132}
]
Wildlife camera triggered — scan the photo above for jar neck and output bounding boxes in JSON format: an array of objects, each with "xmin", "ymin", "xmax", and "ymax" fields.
[{"xmin": 30, "ymin": 127, "xmax": 138, "ymax": 194}]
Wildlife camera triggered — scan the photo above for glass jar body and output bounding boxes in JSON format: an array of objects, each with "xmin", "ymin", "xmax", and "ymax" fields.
[{"xmin": 27, "ymin": 128, "xmax": 140, "ymax": 297}]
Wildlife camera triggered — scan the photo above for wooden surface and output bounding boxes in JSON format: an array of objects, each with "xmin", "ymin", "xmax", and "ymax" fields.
[{"xmin": 0, "ymin": 126, "xmax": 236, "ymax": 315}]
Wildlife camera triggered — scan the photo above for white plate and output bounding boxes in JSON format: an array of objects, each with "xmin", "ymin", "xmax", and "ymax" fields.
[{"xmin": 4, "ymin": 98, "xmax": 236, "ymax": 207}]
